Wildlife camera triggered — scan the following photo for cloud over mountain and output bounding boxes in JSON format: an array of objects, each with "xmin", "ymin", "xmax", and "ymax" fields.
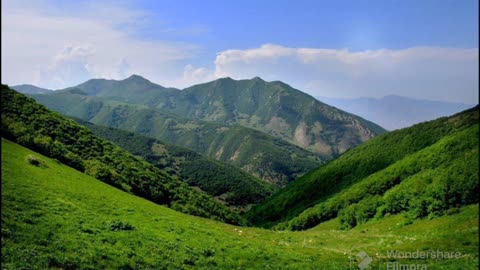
[{"xmin": 214, "ymin": 44, "xmax": 478, "ymax": 103}]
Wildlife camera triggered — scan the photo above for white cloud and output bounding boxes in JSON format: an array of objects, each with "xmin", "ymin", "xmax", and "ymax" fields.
[
  {"xmin": 178, "ymin": 64, "xmax": 216, "ymax": 88},
  {"xmin": 1, "ymin": 0, "xmax": 200, "ymax": 89},
  {"xmin": 38, "ymin": 45, "xmax": 95, "ymax": 88},
  {"xmin": 2, "ymin": 0, "xmax": 477, "ymax": 104},
  {"xmin": 214, "ymin": 44, "xmax": 479, "ymax": 103}
]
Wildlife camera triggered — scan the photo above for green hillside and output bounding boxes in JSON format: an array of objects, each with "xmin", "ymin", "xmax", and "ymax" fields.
[
  {"xmin": 32, "ymin": 91, "xmax": 322, "ymax": 186},
  {"xmin": 74, "ymin": 118, "xmax": 276, "ymax": 209},
  {"xmin": 1, "ymin": 85, "xmax": 241, "ymax": 224},
  {"xmin": 248, "ymin": 106, "xmax": 479, "ymax": 228},
  {"xmin": 2, "ymin": 139, "xmax": 478, "ymax": 269}
]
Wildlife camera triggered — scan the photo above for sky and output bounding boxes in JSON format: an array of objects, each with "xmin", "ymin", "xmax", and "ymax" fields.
[{"xmin": 2, "ymin": 0, "xmax": 478, "ymax": 103}]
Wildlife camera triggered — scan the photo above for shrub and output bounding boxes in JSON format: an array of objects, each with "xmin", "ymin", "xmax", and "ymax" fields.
[
  {"xmin": 26, "ymin": 155, "xmax": 41, "ymax": 167},
  {"xmin": 339, "ymin": 195, "xmax": 383, "ymax": 229},
  {"xmin": 106, "ymin": 220, "xmax": 135, "ymax": 231}
]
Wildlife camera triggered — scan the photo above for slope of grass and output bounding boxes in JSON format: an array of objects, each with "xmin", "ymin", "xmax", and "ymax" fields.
[
  {"xmin": 1, "ymin": 85, "xmax": 241, "ymax": 224},
  {"xmin": 248, "ymin": 106, "xmax": 479, "ymax": 227},
  {"xmin": 74, "ymin": 118, "xmax": 277, "ymax": 209},
  {"xmin": 2, "ymin": 139, "xmax": 478, "ymax": 269}
]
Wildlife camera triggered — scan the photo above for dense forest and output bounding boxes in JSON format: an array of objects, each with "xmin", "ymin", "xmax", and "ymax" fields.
[{"xmin": 74, "ymin": 119, "xmax": 276, "ymax": 208}]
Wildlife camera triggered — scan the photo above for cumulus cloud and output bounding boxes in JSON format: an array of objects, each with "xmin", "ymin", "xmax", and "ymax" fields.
[
  {"xmin": 178, "ymin": 64, "xmax": 216, "ymax": 87},
  {"xmin": 36, "ymin": 45, "xmax": 95, "ymax": 87},
  {"xmin": 1, "ymin": 0, "xmax": 199, "ymax": 89},
  {"xmin": 2, "ymin": 0, "xmax": 477, "ymax": 104},
  {"xmin": 214, "ymin": 44, "xmax": 479, "ymax": 103}
]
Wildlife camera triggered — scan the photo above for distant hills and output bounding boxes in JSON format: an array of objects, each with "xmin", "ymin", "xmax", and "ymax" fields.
[
  {"xmin": 11, "ymin": 84, "xmax": 52, "ymax": 94},
  {"xmin": 247, "ymin": 106, "xmax": 479, "ymax": 229},
  {"xmin": 317, "ymin": 95, "xmax": 475, "ymax": 130},
  {"xmin": 14, "ymin": 75, "xmax": 385, "ymax": 185}
]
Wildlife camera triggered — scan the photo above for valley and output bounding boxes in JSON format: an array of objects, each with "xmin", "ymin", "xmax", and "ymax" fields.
[{"xmin": 2, "ymin": 139, "xmax": 478, "ymax": 269}]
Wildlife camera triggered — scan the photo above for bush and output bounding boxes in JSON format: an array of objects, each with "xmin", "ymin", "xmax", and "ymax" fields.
[
  {"xmin": 26, "ymin": 155, "xmax": 41, "ymax": 166},
  {"xmin": 106, "ymin": 220, "xmax": 135, "ymax": 231},
  {"xmin": 339, "ymin": 195, "xmax": 383, "ymax": 229}
]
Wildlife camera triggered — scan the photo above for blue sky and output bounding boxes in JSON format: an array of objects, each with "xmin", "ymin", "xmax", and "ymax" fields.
[
  {"xmin": 2, "ymin": 0, "xmax": 478, "ymax": 103},
  {"xmin": 138, "ymin": 0, "xmax": 478, "ymax": 49}
]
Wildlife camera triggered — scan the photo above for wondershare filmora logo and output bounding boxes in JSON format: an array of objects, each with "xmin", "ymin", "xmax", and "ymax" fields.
[
  {"xmin": 357, "ymin": 251, "xmax": 373, "ymax": 270},
  {"xmin": 349, "ymin": 250, "xmax": 462, "ymax": 269}
]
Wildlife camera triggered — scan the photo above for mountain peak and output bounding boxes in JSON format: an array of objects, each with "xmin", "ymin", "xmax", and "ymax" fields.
[
  {"xmin": 251, "ymin": 76, "xmax": 265, "ymax": 82},
  {"xmin": 124, "ymin": 74, "xmax": 150, "ymax": 83}
]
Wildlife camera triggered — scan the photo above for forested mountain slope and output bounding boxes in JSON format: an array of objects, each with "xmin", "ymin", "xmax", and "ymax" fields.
[
  {"xmin": 154, "ymin": 77, "xmax": 386, "ymax": 156},
  {"xmin": 74, "ymin": 118, "xmax": 276, "ymax": 209},
  {"xmin": 248, "ymin": 106, "xmax": 479, "ymax": 229},
  {"xmin": 32, "ymin": 90, "xmax": 322, "ymax": 186}
]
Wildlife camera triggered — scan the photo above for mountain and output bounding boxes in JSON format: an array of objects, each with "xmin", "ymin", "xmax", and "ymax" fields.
[
  {"xmin": 31, "ymin": 89, "xmax": 324, "ymax": 186},
  {"xmin": 44, "ymin": 75, "xmax": 386, "ymax": 157},
  {"xmin": 247, "ymin": 106, "xmax": 479, "ymax": 229},
  {"xmin": 73, "ymin": 118, "xmax": 277, "ymax": 209},
  {"xmin": 1, "ymin": 85, "xmax": 242, "ymax": 224},
  {"xmin": 12, "ymin": 84, "xmax": 52, "ymax": 94},
  {"xmin": 61, "ymin": 74, "xmax": 180, "ymax": 103},
  {"xmin": 2, "ymin": 138, "xmax": 477, "ymax": 269},
  {"xmin": 317, "ymin": 95, "xmax": 475, "ymax": 130},
  {"xmin": 151, "ymin": 77, "xmax": 386, "ymax": 156}
]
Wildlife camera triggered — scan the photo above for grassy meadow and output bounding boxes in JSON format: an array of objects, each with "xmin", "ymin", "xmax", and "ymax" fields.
[{"xmin": 2, "ymin": 138, "xmax": 478, "ymax": 269}]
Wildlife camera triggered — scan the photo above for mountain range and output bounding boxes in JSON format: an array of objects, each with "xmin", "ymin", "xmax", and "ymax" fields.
[
  {"xmin": 317, "ymin": 95, "xmax": 475, "ymax": 130},
  {"xmin": 10, "ymin": 84, "xmax": 52, "ymax": 94},
  {"xmin": 14, "ymin": 75, "xmax": 385, "ymax": 186}
]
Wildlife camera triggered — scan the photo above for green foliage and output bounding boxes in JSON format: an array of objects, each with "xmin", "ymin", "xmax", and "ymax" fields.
[
  {"xmin": 1, "ymin": 85, "xmax": 242, "ymax": 224},
  {"xmin": 2, "ymin": 139, "xmax": 478, "ymax": 269},
  {"xmin": 26, "ymin": 155, "xmax": 41, "ymax": 167},
  {"xmin": 73, "ymin": 118, "xmax": 276, "ymax": 208},
  {"xmin": 250, "ymin": 106, "xmax": 479, "ymax": 228},
  {"xmin": 106, "ymin": 220, "xmax": 135, "ymax": 231},
  {"xmin": 338, "ymin": 195, "xmax": 383, "ymax": 229}
]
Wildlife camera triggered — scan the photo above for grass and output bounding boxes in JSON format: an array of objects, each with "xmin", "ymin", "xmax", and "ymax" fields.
[{"xmin": 2, "ymin": 138, "xmax": 478, "ymax": 269}]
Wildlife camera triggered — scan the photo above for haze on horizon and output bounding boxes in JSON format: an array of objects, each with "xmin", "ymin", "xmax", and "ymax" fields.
[{"xmin": 2, "ymin": 0, "xmax": 478, "ymax": 104}]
